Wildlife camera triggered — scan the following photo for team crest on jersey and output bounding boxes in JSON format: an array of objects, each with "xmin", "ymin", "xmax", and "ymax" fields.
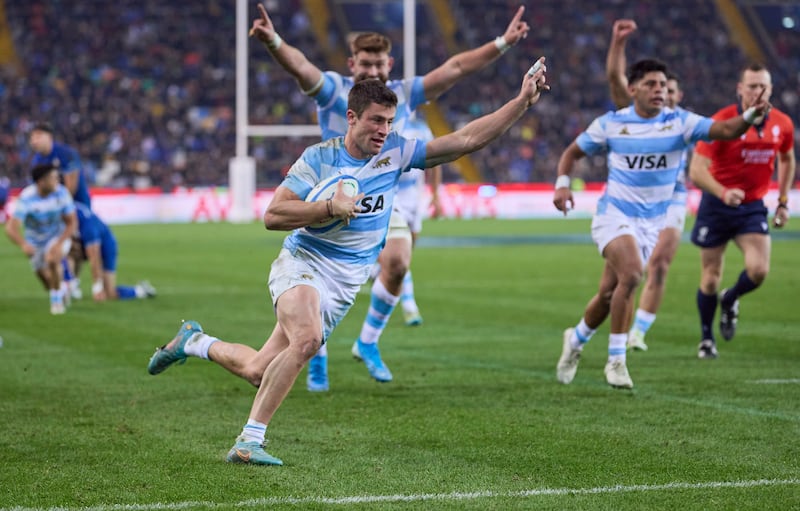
[
  {"xmin": 372, "ymin": 157, "xmax": 391, "ymax": 168},
  {"xmin": 658, "ymin": 124, "xmax": 674, "ymax": 132},
  {"xmin": 618, "ymin": 126, "xmax": 630, "ymax": 135}
]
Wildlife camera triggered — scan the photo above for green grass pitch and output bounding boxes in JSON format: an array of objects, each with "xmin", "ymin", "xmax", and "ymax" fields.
[{"xmin": 1, "ymin": 218, "xmax": 798, "ymax": 510}]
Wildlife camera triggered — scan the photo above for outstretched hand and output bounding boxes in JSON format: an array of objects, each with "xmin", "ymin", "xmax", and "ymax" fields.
[
  {"xmin": 249, "ymin": 4, "xmax": 276, "ymax": 42},
  {"xmin": 522, "ymin": 57, "xmax": 549, "ymax": 106},
  {"xmin": 501, "ymin": 6, "xmax": 530, "ymax": 47}
]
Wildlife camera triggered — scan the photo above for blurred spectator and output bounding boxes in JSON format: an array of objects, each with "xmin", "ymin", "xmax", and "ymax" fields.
[{"xmin": 1, "ymin": 0, "xmax": 797, "ymax": 188}]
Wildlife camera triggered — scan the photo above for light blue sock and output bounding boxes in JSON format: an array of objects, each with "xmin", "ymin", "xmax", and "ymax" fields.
[
  {"xmin": 358, "ymin": 278, "xmax": 399, "ymax": 345},
  {"xmin": 400, "ymin": 271, "xmax": 418, "ymax": 313},
  {"xmin": 608, "ymin": 333, "xmax": 628, "ymax": 362},
  {"xmin": 632, "ymin": 309, "xmax": 656, "ymax": 334}
]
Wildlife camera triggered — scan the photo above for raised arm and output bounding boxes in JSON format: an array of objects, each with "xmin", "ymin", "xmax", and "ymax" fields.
[
  {"xmin": 606, "ymin": 19, "xmax": 637, "ymax": 109},
  {"xmin": 421, "ymin": 6, "xmax": 530, "ymax": 101},
  {"xmin": 423, "ymin": 58, "xmax": 547, "ymax": 168},
  {"xmin": 708, "ymin": 89, "xmax": 772, "ymax": 140},
  {"xmin": 250, "ymin": 4, "xmax": 325, "ymax": 95}
]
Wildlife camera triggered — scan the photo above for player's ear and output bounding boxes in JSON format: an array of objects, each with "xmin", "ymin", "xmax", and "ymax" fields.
[{"xmin": 387, "ymin": 56, "xmax": 395, "ymax": 70}]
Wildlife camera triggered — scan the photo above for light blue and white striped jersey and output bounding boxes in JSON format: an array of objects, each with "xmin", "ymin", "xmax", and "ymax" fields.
[
  {"xmin": 314, "ymin": 71, "xmax": 427, "ymax": 141},
  {"xmin": 397, "ymin": 116, "xmax": 434, "ymax": 191},
  {"xmin": 13, "ymin": 183, "xmax": 75, "ymax": 247},
  {"xmin": 280, "ymin": 132, "xmax": 426, "ymax": 281},
  {"xmin": 577, "ymin": 106, "xmax": 713, "ymax": 219}
]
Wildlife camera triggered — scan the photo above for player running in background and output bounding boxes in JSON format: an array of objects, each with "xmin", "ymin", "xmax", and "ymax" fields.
[
  {"xmin": 553, "ymin": 59, "xmax": 771, "ymax": 389},
  {"xmin": 689, "ymin": 63, "xmax": 795, "ymax": 359},
  {"xmin": 4, "ymin": 164, "xmax": 77, "ymax": 314},
  {"xmin": 605, "ymin": 19, "xmax": 690, "ymax": 352},
  {"xmin": 73, "ymin": 203, "xmax": 157, "ymax": 302},
  {"xmin": 388, "ymin": 112, "xmax": 443, "ymax": 326},
  {"xmin": 147, "ymin": 69, "xmax": 549, "ymax": 465},
  {"xmin": 250, "ymin": 3, "xmax": 529, "ymax": 391}
]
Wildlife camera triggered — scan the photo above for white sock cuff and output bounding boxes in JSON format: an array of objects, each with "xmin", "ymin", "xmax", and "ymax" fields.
[
  {"xmin": 183, "ymin": 333, "xmax": 219, "ymax": 360},
  {"xmin": 635, "ymin": 309, "xmax": 656, "ymax": 323},
  {"xmin": 372, "ymin": 277, "xmax": 400, "ymax": 305}
]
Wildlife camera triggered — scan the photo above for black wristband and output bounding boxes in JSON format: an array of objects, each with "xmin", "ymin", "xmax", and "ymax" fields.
[{"xmin": 777, "ymin": 203, "xmax": 788, "ymax": 210}]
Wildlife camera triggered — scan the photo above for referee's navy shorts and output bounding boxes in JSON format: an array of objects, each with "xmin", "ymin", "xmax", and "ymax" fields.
[{"xmin": 691, "ymin": 192, "xmax": 769, "ymax": 248}]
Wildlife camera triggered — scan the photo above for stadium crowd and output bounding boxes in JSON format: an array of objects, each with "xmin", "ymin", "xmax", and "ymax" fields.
[{"xmin": 1, "ymin": 0, "xmax": 798, "ymax": 188}]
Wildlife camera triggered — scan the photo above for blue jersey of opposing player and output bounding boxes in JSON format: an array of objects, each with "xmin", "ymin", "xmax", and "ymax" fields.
[
  {"xmin": 576, "ymin": 106, "xmax": 713, "ymax": 220},
  {"xmin": 279, "ymin": 132, "xmax": 426, "ymax": 282},
  {"xmin": 31, "ymin": 142, "xmax": 91, "ymax": 208},
  {"xmin": 75, "ymin": 203, "xmax": 119, "ymax": 272}
]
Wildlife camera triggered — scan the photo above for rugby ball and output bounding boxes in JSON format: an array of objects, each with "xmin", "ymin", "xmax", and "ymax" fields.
[{"xmin": 305, "ymin": 174, "xmax": 360, "ymax": 233}]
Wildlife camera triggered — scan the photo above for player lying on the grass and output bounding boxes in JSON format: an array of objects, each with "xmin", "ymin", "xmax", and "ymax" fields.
[
  {"xmin": 4, "ymin": 163, "xmax": 77, "ymax": 315},
  {"xmin": 72, "ymin": 202, "xmax": 157, "ymax": 302},
  {"xmin": 147, "ymin": 62, "xmax": 549, "ymax": 466}
]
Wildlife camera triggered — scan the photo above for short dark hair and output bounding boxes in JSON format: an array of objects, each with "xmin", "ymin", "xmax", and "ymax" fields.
[
  {"xmin": 626, "ymin": 59, "xmax": 669, "ymax": 85},
  {"xmin": 347, "ymin": 80, "xmax": 398, "ymax": 117},
  {"xmin": 31, "ymin": 163, "xmax": 57, "ymax": 182},
  {"xmin": 31, "ymin": 122, "xmax": 54, "ymax": 134}
]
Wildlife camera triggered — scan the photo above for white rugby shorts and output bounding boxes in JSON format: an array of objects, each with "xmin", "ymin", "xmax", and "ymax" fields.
[
  {"xmin": 268, "ymin": 247, "xmax": 366, "ymax": 342},
  {"xmin": 591, "ymin": 211, "xmax": 662, "ymax": 265},
  {"xmin": 30, "ymin": 237, "xmax": 72, "ymax": 272}
]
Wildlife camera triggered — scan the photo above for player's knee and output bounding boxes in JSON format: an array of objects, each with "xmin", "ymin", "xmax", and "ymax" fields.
[
  {"xmin": 383, "ymin": 254, "xmax": 409, "ymax": 282},
  {"xmin": 243, "ymin": 367, "xmax": 264, "ymax": 388},
  {"xmin": 748, "ymin": 264, "xmax": 769, "ymax": 285},
  {"xmin": 648, "ymin": 258, "xmax": 671, "ymax": 286},
  {"xmin": 295, "ymin": 335, "xmax": 323, "ymax": 361},
  {"xmin": 620, "ymin": 269, "xmax": 643, "ymax": 293}
]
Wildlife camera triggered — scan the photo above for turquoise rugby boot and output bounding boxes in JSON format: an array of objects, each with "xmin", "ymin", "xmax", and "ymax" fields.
[
  {"xmin": 226, "ymin": 437, "xmax": 283, "ymax": 466},
  {"xmin": 147, "ymin": 320, "xmax": 203, "ymax": 375}
]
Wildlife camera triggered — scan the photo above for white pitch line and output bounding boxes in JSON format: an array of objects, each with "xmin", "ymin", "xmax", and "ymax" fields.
[
  {"xmin": 2, "ymin": 478, "xmax": 799, "ymax": 511},
  {"xmin": 748, "ymin": 378, "xmax": 800, "ymax": 384}
]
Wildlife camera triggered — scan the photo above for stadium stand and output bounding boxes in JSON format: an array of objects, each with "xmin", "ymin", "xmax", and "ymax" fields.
[{"xmin": 1, "ymin": 0, "xmax": 797, "ymax": 188}]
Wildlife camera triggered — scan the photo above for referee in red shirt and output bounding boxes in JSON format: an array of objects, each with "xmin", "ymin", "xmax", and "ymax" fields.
[{"xmin": 690, "ymin": 63, "xmax": 796, "ymax": 359}]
